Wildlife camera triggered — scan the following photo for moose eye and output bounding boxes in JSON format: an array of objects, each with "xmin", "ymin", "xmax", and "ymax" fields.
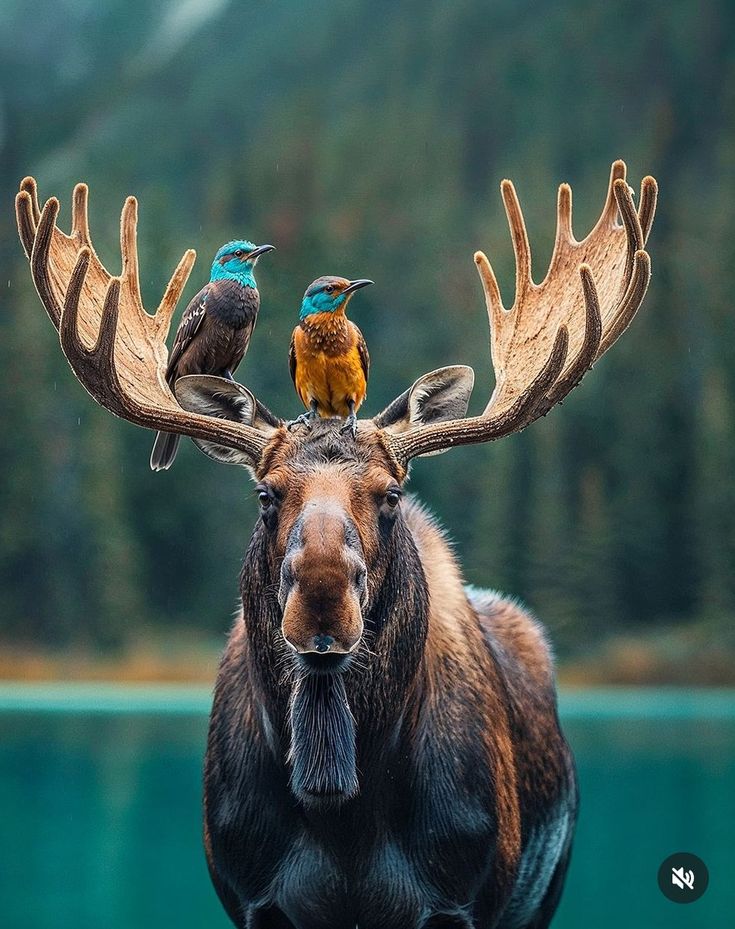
[
  {"xmin": 385, "ymin": 489, "xmax": 401, "ymax": 508},
  {"xmin": 234, "ymin": 249, "xmax": 244, "ymax": 258}
]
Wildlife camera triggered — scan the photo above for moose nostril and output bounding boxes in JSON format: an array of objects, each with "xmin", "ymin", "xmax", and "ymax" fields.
[{"xmin": 313, "ymin": 634, "xmax": 334, "ymax": 653}]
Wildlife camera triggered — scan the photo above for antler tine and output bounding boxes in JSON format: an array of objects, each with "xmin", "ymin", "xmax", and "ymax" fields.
[
  {"xmin": 119, "ymin": 196, "xmax": 144, "ymax": 310},
  {"xmin": 95, "ymin": 279, "xmax": 123, "ymax": 383},
  {"xmin": 474, "ymin": 250, "xmax": 507, "ymax": 353},
  {"xmin": 613, "ymin": 179, "xmax": 644, "ymax": 296},
  {"xmin": 501, "ymin": 179, "xmax": 532, "ymax": 300},
  {"xmin": 382, "ymin": 161, "xmax": 657, "ymax": 464},
  {"xmin": 16, "ymin": 177, "xmax": 41, "ymax": 256},
  {"xmin": 156, "ymin": 248, "xmax": 197, "ymax": 341},
  {"xmin": 601, "ymin": 159, "xmax": 627, "ymax": 226},
  {"xmin": 30, "ymin": 197, "xmax": 64, "ymax": 327},
  {"xmin": 71, "ymin": 183, "xmax": 93, "ymax": 247},
  {"xmin": 555, "ymin": 183, "xmax": 574, "ymax": 250},
  {"xmin": 22, "ymin": 176, "xmax": 42, "ymax": 224},
  {"xmin": 60, "ymin": 248, "xmax": 95, "ymax": 361},
  {"xmin": 61, "ymin": 249, "xmax": 127, "ymax": 413},
  {"xmin": 17, "ymin": 177, "xmax": 278, "ymax": 464},
  {"xmin": 638, "ymin": 175, "xmax": 658, "ymax": 245},
  {"xmin": 537, "ymin": 265, "xmax": 602, "ymax": 415},
  {"xmin": 16, "ymin": 191, "xmax": 37, "ymax": 261},
  {"xmin": 596, "ymin": 249, "xmax": 651, "ymax": 357}
]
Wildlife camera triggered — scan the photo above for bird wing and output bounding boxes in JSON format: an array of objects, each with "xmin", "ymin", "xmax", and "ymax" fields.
[
  {"xmin": 221, "ymin": 278, "xmax": 260, "ymax": 364},
  {"xmin": 354, "ymin": 324, "xmax": 370, "ymax": 384},
  {"xmin": 165, "ymin": 285, "xmax": 209, "ymax": 381},
  {"xmin": 289, "ymin": 329, "xmax": 298, "ymax": 387}
]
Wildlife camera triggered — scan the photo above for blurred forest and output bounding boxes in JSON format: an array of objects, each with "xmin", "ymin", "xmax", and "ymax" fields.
[{"xmin": 1, "ymin": 0, "xmax": 733, "ymax": 679}]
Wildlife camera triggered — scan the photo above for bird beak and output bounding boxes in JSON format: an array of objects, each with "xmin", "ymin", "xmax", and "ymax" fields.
[
  {"xmin": 245, "ymin": 244, "xmax": 276, "ymax": 261},
  {"xmin": 343, "ymin": 279, "xmax": 374, "ymax": 295}
]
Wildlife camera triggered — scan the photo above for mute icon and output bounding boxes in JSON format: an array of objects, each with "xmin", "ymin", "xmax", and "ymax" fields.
[
  {"xmin": 658, "ymin": 853, "xmax": 708, "ymax": 903},
  {"xmin": 671, "ymin": 866, "xmax": 695, "ymax": 891}
]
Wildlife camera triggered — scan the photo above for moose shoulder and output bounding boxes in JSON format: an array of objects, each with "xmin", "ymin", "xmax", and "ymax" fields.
[{"xmin": 16, "ymin": 161, "xmax": 657, "ymax": 928}]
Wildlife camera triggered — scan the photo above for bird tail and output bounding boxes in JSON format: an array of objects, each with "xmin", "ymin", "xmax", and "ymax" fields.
[{"xmin": 150, "ymin": 431, "xmax": 180, "ymax": 471}]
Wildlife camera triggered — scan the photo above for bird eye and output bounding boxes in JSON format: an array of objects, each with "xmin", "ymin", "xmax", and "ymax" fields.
[
  {"xmin": 234, "ymin": 249, "xmax": 243, "ymax": 258},
  {"xmin": 325, "ymin": 284, "xmax": 334, "ymax": 294},
  {"xmin": 385, "ymin": 489, "xmax": 401, "ymax": 508}
]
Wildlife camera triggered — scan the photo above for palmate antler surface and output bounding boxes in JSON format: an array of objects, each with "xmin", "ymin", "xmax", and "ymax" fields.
[
  {"xmin": 387, "ymin": 160, "xmax": 657, "ymax": 462},
  {"xmin": 15, "ymin": 177, "xmax": 274, "ymax": 460}
]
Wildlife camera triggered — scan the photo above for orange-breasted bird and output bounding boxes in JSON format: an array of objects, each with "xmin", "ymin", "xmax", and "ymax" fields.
[{"xmin": 288, "ymin": 276, "xmax": 373, "ymax": 436}]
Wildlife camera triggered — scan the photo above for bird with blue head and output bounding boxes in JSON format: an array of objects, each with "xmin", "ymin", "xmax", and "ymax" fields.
[
  {"xmin": 289, "ymin": 275, "xmax": 374, "ymax": 437},
  {"xmin": 210, "ymin": 240, "xmax": 272, "ymax": 286},
  {"xmin": 150, "ymin": 238, "xmax": 275, "ymax": 471}
]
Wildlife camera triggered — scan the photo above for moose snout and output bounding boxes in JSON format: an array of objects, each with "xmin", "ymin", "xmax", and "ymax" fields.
[
  {"xmin": 279, "ymin": 506, "xmax": 367, "ymax": 667},
  {"xmin": 279, "ymin": 555, "xmax": 365, "ymax": 658}
]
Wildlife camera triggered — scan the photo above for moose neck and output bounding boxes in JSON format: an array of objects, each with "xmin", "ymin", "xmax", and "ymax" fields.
[{"xmin": 239, "ymin": 511, "xmax": 429, "ymax": 804}]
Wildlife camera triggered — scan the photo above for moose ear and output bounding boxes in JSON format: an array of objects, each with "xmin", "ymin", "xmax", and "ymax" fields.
[
  {"xmin": 174, "ymin": 375, "xmax": 278, "ymax": 468},
  {"xmin": 373, "ymin": 365, "xmax": 475, "ymax": 455}
]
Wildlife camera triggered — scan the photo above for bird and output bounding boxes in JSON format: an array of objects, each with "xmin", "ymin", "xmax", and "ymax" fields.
[
  {"xmin": 288, "ymin": 276, "xmax": 373, "ymax": 437},
  {"xmin": 150, "ymin": 239, "xmax": 275, "ymax": 471}
]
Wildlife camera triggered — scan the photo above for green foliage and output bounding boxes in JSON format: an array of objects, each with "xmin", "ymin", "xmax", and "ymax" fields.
[{"xmin": 1, "ymin": 0, "xmax": 733, "ymax": 652}]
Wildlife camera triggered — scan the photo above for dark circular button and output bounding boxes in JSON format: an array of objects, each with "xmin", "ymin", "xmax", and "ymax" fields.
[{"xmin": 658, "ymin": 852, "xmax": 708, "ymax": 903}]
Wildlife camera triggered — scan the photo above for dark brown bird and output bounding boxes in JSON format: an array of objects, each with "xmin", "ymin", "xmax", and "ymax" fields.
[{"xmin": 150, "ymin": 239, "xmax": 275, "ymax": 470}]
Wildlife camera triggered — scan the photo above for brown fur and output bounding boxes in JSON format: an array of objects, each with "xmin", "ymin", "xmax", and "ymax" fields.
[
  {"xmin": 280, "ymin": 475, "xmax": 365, "ymax": 653},
  {"xmin": 204, "ymin": 421, "xmax": 577, "ymax": 928},
  {"xmin": 406, "ymin": 503, "xmax": 524, "ymax": 898}
]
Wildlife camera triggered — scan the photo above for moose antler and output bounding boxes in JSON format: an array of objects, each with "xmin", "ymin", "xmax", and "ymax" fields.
[
  {"xmin": 387, "ymin": 160, "xmax": 657, "ymax": 462},
  {"xmin": 16, "ymin": 164, "xmax": 656, "ymax": 471},
  {"xmin": 15, "ymin": 177, "xmax": 275, "ymax": 460}
]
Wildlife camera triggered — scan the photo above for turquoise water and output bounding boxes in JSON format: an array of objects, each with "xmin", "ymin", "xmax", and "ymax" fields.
[{"xmin": 0, "ymin": 685, "xmax": 733, "ymax": 929}]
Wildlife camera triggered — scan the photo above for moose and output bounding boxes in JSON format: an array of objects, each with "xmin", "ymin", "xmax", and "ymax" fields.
[{"xmin": 16, "ymin": 161, "xmax": 656, "ymax": 929}]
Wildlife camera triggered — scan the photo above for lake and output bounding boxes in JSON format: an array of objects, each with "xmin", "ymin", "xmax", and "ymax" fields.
[{"xmin": 1, "ymin": 685, "xmax": 733, "ymax": 928}]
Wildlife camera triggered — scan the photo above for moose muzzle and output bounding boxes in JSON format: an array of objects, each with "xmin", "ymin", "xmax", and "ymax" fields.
[{"xmin": 279, "ymin": 500, "xmax": 367, "ymax": 669}]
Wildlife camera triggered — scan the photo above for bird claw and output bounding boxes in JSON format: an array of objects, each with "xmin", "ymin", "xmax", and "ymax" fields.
[
  {"xmin": 287, "ymin": 411, "xmax": 317, "ymax": 431},
  {"xmin": 340, "ymin": 414, "xmax": 358, "ymax": 438}
]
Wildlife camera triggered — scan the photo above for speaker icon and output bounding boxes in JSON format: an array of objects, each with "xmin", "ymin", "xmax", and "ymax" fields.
[
  {"xmin": 658, "ymin": 853, "xmax": 708, "ymax": 903},
  {"xmin": 671, "ymin": 866, "xmax": 695, "ymax": 890}
]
